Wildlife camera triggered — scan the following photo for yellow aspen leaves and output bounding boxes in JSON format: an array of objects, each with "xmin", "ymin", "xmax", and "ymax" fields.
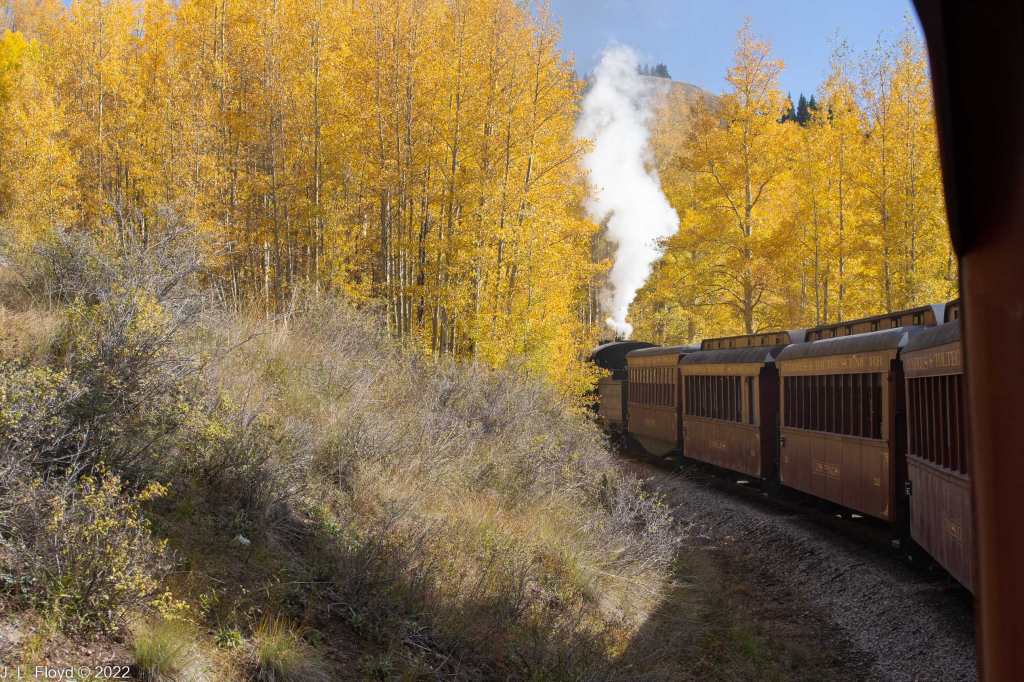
[
  {"xmin": 0, "ymin": 1, "xmax": 598, "ymax": 402},
  {"xmin": 631, "ymin": 16, "xmax": 955, "ymax": 341}
]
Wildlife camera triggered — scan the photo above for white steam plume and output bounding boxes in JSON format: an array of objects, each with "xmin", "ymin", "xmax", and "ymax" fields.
[{"xmin": 577, "ymin": 43, "xmax": 678, "ymax": 339}]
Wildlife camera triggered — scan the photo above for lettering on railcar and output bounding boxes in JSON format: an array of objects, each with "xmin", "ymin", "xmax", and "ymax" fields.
[
  {"xmin": 873, "ymin": 477, "xmax": 881, "ymax": 487},
  {"xmin": 942, "ymin": 515, "xmax": 964, "ymax": 543},
  {"xmin": 629, "ymin": 357, "xmax": 675, "ymax": 368},
  {"xmin": 709, "ymin": 439, "xmax": 727, "ymax": 451},
  {"xmin": 906, "ymin": 348, "xmax": 962, "ymax": 372},
  {"xmin": 812, "ymin": 459, "xmax": 840, "ymax": 479},
  {"xmin": 781, "ymin": 353, "xmax": 887, "ymax": 374},
  {"xmin": 643, "ymin": 418, "xmax": 658, "ymax": 428},
  {"xmin": 684, "ymin": 364, "xmax": 755, "ymax": 376}
]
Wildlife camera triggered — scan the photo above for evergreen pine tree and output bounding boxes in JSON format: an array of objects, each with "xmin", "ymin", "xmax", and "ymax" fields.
[
  {"xmin": 796, "ymin": 93, "xmax": 810, "ymax": 125},
  {"xmin": 781, "ymin": 93, "xmax": 797, "ymax": 123}
]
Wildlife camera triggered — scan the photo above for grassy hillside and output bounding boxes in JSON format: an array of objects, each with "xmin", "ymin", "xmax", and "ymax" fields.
[{"xmin": 0, "ymin": 230, "xmax": 684, "ymax": 680}]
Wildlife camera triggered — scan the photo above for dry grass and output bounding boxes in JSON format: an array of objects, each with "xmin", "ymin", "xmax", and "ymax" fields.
[
  {"xmin": 132, "ymin": 618, "xmax": 197, "ymax": 681},
  {"xmin": 0, "ymin": 229, "xmax": 683, "ymax": 680},
  {"xmin": 251, "ymin": 617, "xmax": 330, "ymax": 682},
  {"xmin": 0, "ymin": 269, "xmax": 61, "ymax": 363}
]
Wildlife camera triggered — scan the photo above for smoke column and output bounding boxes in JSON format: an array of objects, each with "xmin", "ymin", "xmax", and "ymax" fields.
[{"xmin": 577, "ymin": 44, "xmax": 678, "ymax": 339}]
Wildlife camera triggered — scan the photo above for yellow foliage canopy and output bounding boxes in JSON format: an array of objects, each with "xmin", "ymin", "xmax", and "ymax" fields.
[
  {"xmin": 631, "ymin": 16, "xmax": 956, "ymax": 343},
  {"xmin": 0, "ymin": 0, "xmax": 602, "ymax": 402}
]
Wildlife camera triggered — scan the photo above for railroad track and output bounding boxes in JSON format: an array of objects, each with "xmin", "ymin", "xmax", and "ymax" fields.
[{"xmin": 614, "ymin": 435, "xmax": 933, "ymax": 568}]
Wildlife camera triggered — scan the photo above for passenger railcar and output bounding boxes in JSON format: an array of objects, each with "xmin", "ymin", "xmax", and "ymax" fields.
[
  {"xmin": 775, "ymin": 326, "xmax": 928, "ymax": 524},
  {"xmin": 626, "ymin": 345, "xmax": 698, "ymax": 456},
  {"xmin": 804, "ymin": 303, "xmax": 946, "ymax": 341},
  {"xmin": 679, "ymin": 331, "xmax": 805, "ymax": 483},
  {"xmin": 902, "ymin": 300, "xmax": 973, "ymax": 591},
  {"xmin": 589, "ymin": 341, "xmax": 658, "ymax": 427}
]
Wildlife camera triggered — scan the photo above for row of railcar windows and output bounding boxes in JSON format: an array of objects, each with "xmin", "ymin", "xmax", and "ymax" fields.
[
  {"xmin": 628, "ymin": 368, "xmax": 676, "ymax": 407},
  {"xmin": 683, "ymin": 375, "xmax": 751, "ymax": 424},
  {"xmin": 907, "ymin": 374, "xmax": 968, "ymax": 474},
  {"xmin": 783, "ymin": 373, "xmax": 884, "ymax": 439}
]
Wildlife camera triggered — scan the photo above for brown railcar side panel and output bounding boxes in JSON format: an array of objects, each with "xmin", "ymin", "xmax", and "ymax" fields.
[
  {"xmin": 780, "ymin": 430, "xmax": 813, "ymax": 494},
  {"xmin": 628, "ymin": 404, "xmax": 679, "ymax": 448},
  {"xmin": 780, "ymin": 429, "xmax": 893, "ymax": 520},
  {"xmin": 862, "ymin": 442, "xmax": 888, "ymax": 519},
  {"xmin": 683, "ymin": 418, "xmax": 761, "ymax": 477},
  {"xmin": 908, "ymin": 456, "xmax": 974, "ymax": 592}
]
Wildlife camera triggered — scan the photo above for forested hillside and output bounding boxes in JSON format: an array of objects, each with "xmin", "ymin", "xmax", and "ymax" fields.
[
  {"xmin": 631, "ymin": 17, "xmax": 956, "ymax": 344},
  {"xmin": 0, "ymin": 0, "xmax": 601, "ymax": 400}
]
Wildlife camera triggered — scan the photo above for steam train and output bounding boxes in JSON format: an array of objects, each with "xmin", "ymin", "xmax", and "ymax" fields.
[{"xmin": 590, "ymin": 300, "xmax": 973, "ymax": 592}]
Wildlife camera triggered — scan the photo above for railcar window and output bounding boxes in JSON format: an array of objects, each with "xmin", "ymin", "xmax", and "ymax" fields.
[
  {"xmin": 852, "ymin": 375, "xmax": 862, "ymax": 437},
  {"xmin": 907, "ymin": 374, "xmax": 968, "ymax": 474},
  {"xmin": 734, "ymin": 377, "xmax": 742, "ymax": 423},
  {"xmin": 839, "ymin": 374, "xmax": 847, "ymax": 428},
  {"xmin": 723, "ymin": 377, "xmax": 730, "ymax": 420},
  {"xmin": 861, "ymin": 376, "xmax": 872, "ymax": 436},
  {"xmin": 748, "ymin": 377, "xmax": 756, "ymax": 425},
  {"xmin": 872, "ymin": 373, "xmax": 883, "ymax": 438},
  {"xmin": 940, "ymin": 376, "xmax": 951, "ymax": 468},
  {"xmin": 817, "ymin": 376, "xmax": 826, "ymax": 430},
  {"xmin": 956, "ymin": 375, "xmax": 967, "ymax": 474},
  {"xmin": 719, "ymin": 376, "xmax": 726, "ymax": 419},
  {"xmin": 724, "ymin": 376, "xmax": 732, "ymax": 420},
  {"xmin": 786, "ymin": 374, "xmax": 794, "ymax": 421},
  {"xmin": 801, "ymin": 376, "xmax": 810, "ymax": 428},
  {"xmin": 684, "ymin": 375, "xmax": 744, "ymax": 423},
  {"xmin": 710, "ymin": 377, "xmax": 717, "ymax": 419},
  {"xmin": 790, "ymin": 377, "xmax": 798, "ymax": 428},
  {"xmin": 784, "ymin": 372, "xmax": 885, "ymax": 439}
]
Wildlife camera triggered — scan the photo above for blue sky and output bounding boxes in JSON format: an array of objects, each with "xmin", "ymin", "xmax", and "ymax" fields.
[{"xmin": 548, "ymin": 0, "xmax": 923, "ymax": 100}]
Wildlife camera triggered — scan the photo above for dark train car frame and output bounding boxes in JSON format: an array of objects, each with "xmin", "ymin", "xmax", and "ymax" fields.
[
  {"xmin": 625, "ymin": 345, "xmax": 698, "ymax": 456},
  {"xmin": 902, "ymin": 300, "xmax": 973, "ymax": 591},
  {"xmin": 775, "ymin": 326, "xmax": 928, "ymax": 525},
  {"xmin": 588, "ymin": 341, "xmax": 658, "ymax": 427},
  {"xmin": 678, "ymin": 330, "xmax": 805, "ymax": 483}
]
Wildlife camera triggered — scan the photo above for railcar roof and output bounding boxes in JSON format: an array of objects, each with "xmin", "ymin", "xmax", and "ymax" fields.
[
  {"xmin": 805, "ymin": 303, "xmax": 945, "ymax": 333},
  {"xmin": 626, "ymin": 343, "xmax": 700, "ymax": 358},
  {"xmin": 903, "ymin": 319, "xmax": 961, "ymax": 353},
  {"xmin": 679, "ymin": 345, "xmax": 788, "ymax": 366},
  {"xmin": 777, "ymin": 326, "xmax": 929, "ymax": 361},
  {"xmin": 588, "ymin": 340, "xmax": 658, "ymax": 358},
  {"xmin": 700, "ymin": 329, "xmax": 807, "ymax": 350}
]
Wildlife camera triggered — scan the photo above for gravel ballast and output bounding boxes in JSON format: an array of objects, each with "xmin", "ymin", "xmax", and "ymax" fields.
[{"xmin": 628, "ymin": 457, "xmax": 977, "ymax": 682}]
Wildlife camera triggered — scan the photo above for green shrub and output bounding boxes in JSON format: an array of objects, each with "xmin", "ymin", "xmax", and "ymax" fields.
[
  {"xmin": 0, "ymin": 359, "xmax": 86, "ymax": 469},
  {"xmin": 4, "ymin": 469, "xmax": 183, "ymax": 632}
]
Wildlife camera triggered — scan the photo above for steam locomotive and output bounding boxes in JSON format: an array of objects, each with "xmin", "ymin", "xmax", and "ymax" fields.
[{"xmin": 591, "ymin": 300, "xmax": 973, "ymax": 592}]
